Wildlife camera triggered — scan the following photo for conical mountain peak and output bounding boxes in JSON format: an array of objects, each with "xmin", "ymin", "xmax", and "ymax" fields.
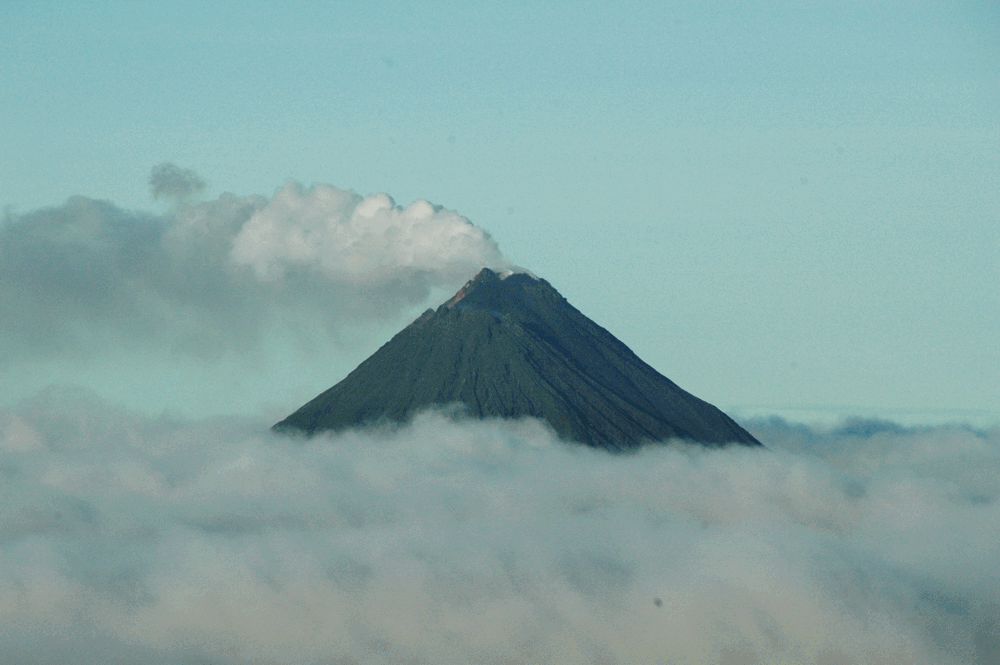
[
  {"xmin": 443, "ymin": 267, "xmax": 549, "ymax": 311},
  {"xmin": 275, "ymin": 267, "xmax": 760, "ymax": 450}
]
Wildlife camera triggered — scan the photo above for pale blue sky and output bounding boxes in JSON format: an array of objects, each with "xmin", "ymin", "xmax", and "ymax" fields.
[{"xmin": 2, "ymin": 1, "xmax": 998, "ymax": 421}]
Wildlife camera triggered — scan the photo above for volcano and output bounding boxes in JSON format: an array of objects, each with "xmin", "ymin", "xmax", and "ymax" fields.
[{"xmin": 275, "ymin": 268, "xmax": 760, "ymax": 449}]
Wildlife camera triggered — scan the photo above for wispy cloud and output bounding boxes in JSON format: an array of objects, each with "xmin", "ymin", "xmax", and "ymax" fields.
[{"xmin": 1, "ymin": 390, "xmax": 997, "ymax": 664}]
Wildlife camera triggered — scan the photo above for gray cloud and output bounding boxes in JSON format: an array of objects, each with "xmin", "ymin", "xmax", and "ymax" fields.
[
  {"xmin": 149, "ymin": 162, "xmax": 206, "ymax": 202},
  {"xmin": 1, "ymin": 389, "xmax": 997, "ymax": 664},
  {"xmin": 0, "ymin": 177, "xmax": 509, "ymax": 365}
]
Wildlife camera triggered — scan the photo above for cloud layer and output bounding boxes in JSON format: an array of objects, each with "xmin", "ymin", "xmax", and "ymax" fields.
[
  {"xmin": 0, "ymin": 167, "xmax": 508, "ymax": 364},
  {"xmin": 1, "ymin": 389, "xmax": 997, "ymax": 664}
]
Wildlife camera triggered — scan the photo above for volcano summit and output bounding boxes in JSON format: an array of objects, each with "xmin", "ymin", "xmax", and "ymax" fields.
[{"xmin": 275, "ymin": 268, "xmax": 760, "ymax": 450}]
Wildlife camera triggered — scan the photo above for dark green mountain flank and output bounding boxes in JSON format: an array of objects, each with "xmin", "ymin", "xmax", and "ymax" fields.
[{"xmin": 275, "ymin": 268, "xmax": 760, "ymax": 450}]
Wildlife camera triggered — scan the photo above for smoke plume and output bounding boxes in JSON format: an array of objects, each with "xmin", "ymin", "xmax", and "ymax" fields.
[
  {"xmin": 149, "ymin": 162, "xmax": 207, "ymax": 203},
  {"xmin": 0, "ymin": 168, "xmax": 508, "ymax": 365}
]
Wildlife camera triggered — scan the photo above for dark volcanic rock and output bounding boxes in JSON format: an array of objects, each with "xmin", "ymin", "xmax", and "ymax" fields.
[{"xmin": 275, "ymin": 268, "xmax": 760, "ymax": 450}]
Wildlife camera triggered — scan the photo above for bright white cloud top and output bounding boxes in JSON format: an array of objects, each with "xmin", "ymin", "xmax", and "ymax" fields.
[{"xmin": 230, "ymin": 182, "xmax": 507, "ymax": 284}]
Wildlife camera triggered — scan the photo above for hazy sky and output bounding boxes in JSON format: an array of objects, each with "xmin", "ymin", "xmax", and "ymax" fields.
[{"xmin": 1, "ymin": 1, "xmax": 998, "ymax": 421}]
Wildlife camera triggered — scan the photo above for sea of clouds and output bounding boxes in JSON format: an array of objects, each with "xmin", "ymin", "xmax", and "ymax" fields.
[{"xmin": 1, "ymin": 387, "xmax": 997, "ymax": 664}]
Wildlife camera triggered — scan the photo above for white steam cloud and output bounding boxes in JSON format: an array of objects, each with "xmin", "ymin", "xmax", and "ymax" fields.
[
  {"xmin": 231, "ymin": 183, "xmax": 503, "ymax": 285},
  {"xmin": 1, "ymin": 389, "xmax": 997, "ymax": 664},
  {"xmin": 0, "ymin": 167, "xmax": 508, "ymax": 364}
]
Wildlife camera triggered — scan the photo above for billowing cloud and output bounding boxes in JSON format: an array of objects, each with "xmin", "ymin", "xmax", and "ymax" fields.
[
  {"xmin": 1, "ymin": 389, "xmax": 997, "ymax": 664},
  {"xmin": 231, "ymin": 183, "xmax": 502, "ymax": 285},
  {"xmin": 149, "ymin": 162, "xmax": 206, "ymax": 202},
  {"xmin": 0, "ymin": 169, "xmax": 508, "ymax": 364}
]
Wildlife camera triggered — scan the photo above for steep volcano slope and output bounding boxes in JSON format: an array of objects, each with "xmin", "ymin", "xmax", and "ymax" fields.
[{"xmin": 275, "ymin": 268, "xmax": 760, "ymax": 449}]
